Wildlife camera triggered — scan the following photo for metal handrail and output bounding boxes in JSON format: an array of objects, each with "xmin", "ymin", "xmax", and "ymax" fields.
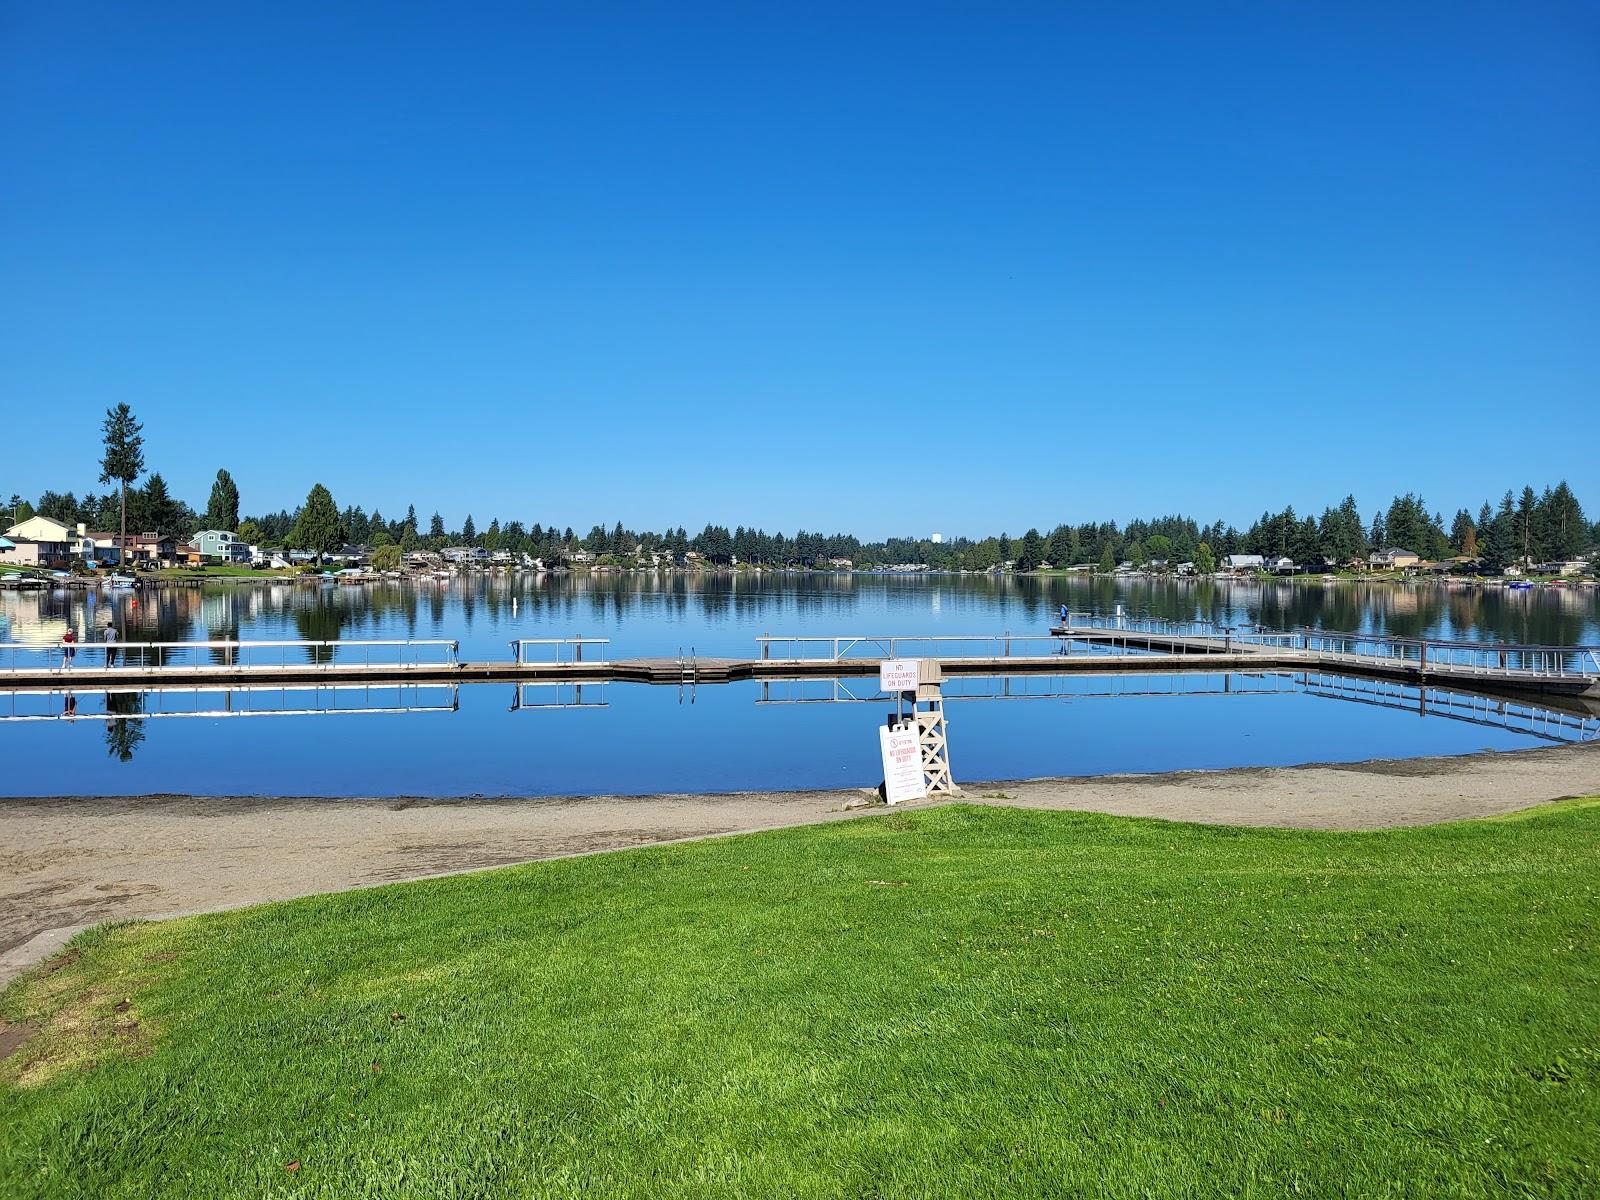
[
  {"xmin": 510, "ymin": 637, "xmax": 609, "ymax": 664},
  {"xmin": 0, "ymin": 638, "xmax": 459, "ymax": 673},
  {"xmin": 0, "ymin": 680, "xmax": 460, "ymax": 721},
  {"xmin": 755, "ymin": 633, "xmax": 1067, "ymax": 662},
  {"xmin": 1056, "ymin": 615, "xmax": 1600, "ymax": 679}
]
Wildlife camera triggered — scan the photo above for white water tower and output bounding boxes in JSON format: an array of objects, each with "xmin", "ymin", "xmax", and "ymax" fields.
[{"xmin": 930, "ymin": 532, "xmax": 943, "ymax": 544}]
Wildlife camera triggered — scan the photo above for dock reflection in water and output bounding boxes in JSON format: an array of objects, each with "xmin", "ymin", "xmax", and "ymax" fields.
[{"xmin": 2, "ymin": 670, "xmax": 1593, "ymax": 796}]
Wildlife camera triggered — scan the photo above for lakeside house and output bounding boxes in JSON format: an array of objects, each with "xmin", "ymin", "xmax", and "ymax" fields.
[
  {"xmin": 190, "ymin": 529, "xmax": 251, "ymax": 564},
  {"xmin": 1537, "ymin": 559, "xmax": 1589, "ymax": 577},
  {"xmin": 83, "ymin": 530, "xmax": 132, "ymax": 563},
  {"xmin": 0, "ymin": 535, "xmax": 70, "ymax": 567},
  {"xmin": 3, "ymin": 516, "xmax": 105, "ymax": 565},
  {"xmin": 1224, "ymin": 553, "xmax": 1264, "ymax": 572},
  {"xmin": 1368, "ymin": 548, "xmax": 1420, "ymax": 570},
  {"xmin": 1, "ymin": 516, "xmax": 140, "ymax": 566},
  {"xmin": 129, "ymin": 531, "xmax": 179, "ymax": 567},
  {"xmin": 1417, "ymin": 555, "xmax": 1481, "ymax": 576}
]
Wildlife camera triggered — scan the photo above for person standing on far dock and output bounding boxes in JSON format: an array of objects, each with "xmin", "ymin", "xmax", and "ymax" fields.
[
  {"xmin": 103, "ymin": 623, "xmax": 119, "ymax": 667},
  {"xmin": 61, "ymin": 628, "xmax": 77, "ymax": 668}
]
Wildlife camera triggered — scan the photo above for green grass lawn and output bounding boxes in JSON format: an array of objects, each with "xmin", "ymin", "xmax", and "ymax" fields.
[{"xmin": 2, "ymin": 802, "xmax": 1597, "ymax": 1198}]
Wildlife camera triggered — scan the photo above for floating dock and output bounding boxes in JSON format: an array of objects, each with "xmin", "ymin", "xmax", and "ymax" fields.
[{"xmin": 2, "ymin": 620, "xmax": 1597, "ymax": 704}]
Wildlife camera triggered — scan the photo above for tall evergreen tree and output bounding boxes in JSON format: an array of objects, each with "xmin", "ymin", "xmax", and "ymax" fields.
[
  {"xmin": 98, "ymin": 403, "xmax": 145, "ymax": 554},
  {"xmin": 135, "ymin": 473, "xmax": 181, "ymax": 535},
  {"xmin": 1480, "ymin": 492, "xmax": 1516, "ymax": 573},
  {"xmin": 1015, "ymin": 528, "xmax": 1045, "ymax": 571},
  {"xmin": 462, "ymin": 514, "xmax": 477, "ymax": 544},
  {"xmin": 1516, "ymin": 486, "xmax": 1539, "ymax": 566},
  {"xmin": 1542, "ymin": 481, "xmax": 1586, "ymax": 559},
  {"xmin": 289, "ymin": 483, "xmax": 345, "ymax": 559},
  {"xmin": 205, "ymin": 469, "xmax": 240, "ymax": 529}
]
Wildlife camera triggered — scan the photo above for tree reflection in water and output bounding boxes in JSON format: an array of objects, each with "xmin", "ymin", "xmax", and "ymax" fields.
[{"xmin": 104, "ymin": 690, "xmax": 146, "ymax": 762}]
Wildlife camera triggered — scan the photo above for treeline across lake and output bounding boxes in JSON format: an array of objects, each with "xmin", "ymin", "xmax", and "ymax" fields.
[
  {"xmin": 237, "ymin": 482, "xmax": 1593, "ymax": 574},
  {"xmin": 4, "ymin": 404, "xmax": 1593, "ymax": 572},
  {"xmin": 10, "ymin": 478, "xmax": 1595, "ymax": 574}
]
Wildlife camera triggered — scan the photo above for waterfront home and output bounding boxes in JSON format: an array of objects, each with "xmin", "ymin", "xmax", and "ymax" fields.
[
  {"xmin": 441, "ymin": 545, "xmax": 488, "ymax": 565},
  {"xmin": 1368, "ymin": 548, "xmax": 1420, "ymax": 570},
  {"xmin": 1269, "ymin": 556, "xmax": 1298, "ymax": 574},
  {"xmin": 2, "ymin": 517, "xmax": 119, "ymax": 564},
  {"xmin": 82, "ymin": 531, "xmax": 130, "ymax": 565},
  {"xmin": 325, "ymin": 545, "xmax": 372, "ymax": 566},
  {"xmin": 0, "ymin": 536, "xmax": 68, "ymax": 567},
  {"xmin": 192, "ymin": 529, "xmax": 251, "ymax": 564},
  {"xmin": 6, "ymin": 514, "xmax": 77, "ymax": 544},
  {"xmin": 127, "ymin": 531, "xmax": 179, "ymax": 567},
  {"xmin": 6, "ymin": 516, "xmax": 93, "ymax": 560},
  {"xmin": 1537, "ymin": 560, "xmax": 1589, "ymax": 577},
  {"xmin": 1224, "ymin": 554, "xmax": 1265, "ymax": 572}
]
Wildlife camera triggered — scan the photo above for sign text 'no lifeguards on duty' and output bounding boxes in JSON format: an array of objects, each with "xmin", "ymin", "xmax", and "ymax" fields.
[{"xmin": 879, "ymin": 658, "xmax": 921, "ymax": 693}]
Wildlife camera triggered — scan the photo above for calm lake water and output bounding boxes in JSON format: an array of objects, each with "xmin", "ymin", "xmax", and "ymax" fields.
[{"xmin": 3, "ymin": 574, "xmax": 1597, "ymax": 797}]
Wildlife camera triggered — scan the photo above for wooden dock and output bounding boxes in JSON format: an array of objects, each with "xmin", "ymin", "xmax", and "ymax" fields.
[{"xmin": 1, "ymin": 623, "xmax": 1596, "ymax": 703}]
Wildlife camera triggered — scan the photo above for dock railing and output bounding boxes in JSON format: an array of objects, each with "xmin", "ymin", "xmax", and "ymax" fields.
[
  {"xmin": 510, "ymin": 637, "xmax": 610, "ymax": 665},
  {"xmin": 755, "ymin": 633, "xmax": 1068, "ymax": 662},
  {"xmin": 1057, "ymin": 614, "xmax": 1600, "ymax": 680},
  {"xmin": 0, "ymin": 681, "xmax": 461, "ymax": 721},
  {"xmin": 0, "ymin": 638, "xmax": 459, "ymax": 673}
]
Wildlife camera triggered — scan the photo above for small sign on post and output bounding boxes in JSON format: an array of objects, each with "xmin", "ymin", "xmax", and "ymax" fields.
[
  {"xmin": 878, "ymin": 723, "xmax": 926, "ymax": 805},
  {"xmin": 879, "ymin": 658, "xmax": 921, "ymax": 694}
]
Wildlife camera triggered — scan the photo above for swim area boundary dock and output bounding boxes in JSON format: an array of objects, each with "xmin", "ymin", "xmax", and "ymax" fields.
[{"xmin": 3, "ymin": 617, "xmax": 1598, "ymax": 705}]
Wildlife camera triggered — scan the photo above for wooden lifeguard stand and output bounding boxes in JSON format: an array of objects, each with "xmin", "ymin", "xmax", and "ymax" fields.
[{"xmin": 889, "ymin": 659, "xmax": 959, "ymax": 796}]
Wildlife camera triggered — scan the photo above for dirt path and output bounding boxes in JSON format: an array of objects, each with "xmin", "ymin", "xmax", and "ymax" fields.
[{"xmin": 4, "ymin": 742, "xmax": 1598, "ymax": 987}]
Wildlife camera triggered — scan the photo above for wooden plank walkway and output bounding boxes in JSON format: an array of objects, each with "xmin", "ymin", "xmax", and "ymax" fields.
[
  {"xmin": 1, "ymin": 625, "xmax": 1595, "ymax": 703},
  {"xmin": 1050, "ymin": 625, "xmax": 1600, "ymax": 700},
  {"xmin": 1, "ymin": 649, "xmax": 1595, "ymax": 705}
]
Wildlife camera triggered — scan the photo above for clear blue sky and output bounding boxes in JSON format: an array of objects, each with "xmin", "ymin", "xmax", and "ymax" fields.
[{"xmin": 3, "ymin": 2, "xmax": 1595, "ymax": 537}]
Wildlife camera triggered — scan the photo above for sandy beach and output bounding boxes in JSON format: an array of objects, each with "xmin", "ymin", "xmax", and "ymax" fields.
[{"xmin": 4, "ymin": 741, "xmax": 1598, "ymax": 987}]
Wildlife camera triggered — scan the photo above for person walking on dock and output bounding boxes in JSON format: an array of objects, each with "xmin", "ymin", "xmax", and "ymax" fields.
[
  {"xmin": 102, "ymin": 623, "xmax": 119, "ymax": 667},
  {"xmin": 61, "ymin": 628, "xmax": 77, "ymax": 668}
]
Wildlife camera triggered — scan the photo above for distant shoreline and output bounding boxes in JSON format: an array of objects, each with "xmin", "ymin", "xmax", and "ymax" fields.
[{"xmin": 4, "ymin": 563, "xmax": 1592, "ymax": 588}]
